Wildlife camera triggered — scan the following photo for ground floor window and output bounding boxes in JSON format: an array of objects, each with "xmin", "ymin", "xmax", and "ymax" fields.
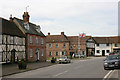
[
  {"xmin": 97, "ymin": 50, "xmax": 100, "ymax": 53},
  {"xmin": 106, "ymin": 50, "xmax": 110, "ymax": 53},
  {"xmin": 56, "ymin": 52, "xmax": 58, "ymax": 56},
  {"xmin": 30, "ymin": 49, "xmax": 33, "ymax": 58},
  {"xmin": 49, "ymin": 52, "xmax": 52, "ymax": 56},
  {"xmin": 41, "ymin": 50, "xmax": 44, "ymax": 56}
]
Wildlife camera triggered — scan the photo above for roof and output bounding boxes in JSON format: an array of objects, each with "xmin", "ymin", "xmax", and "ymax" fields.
[
  {"xmin": 0, "ymin": 17, "xmax": 25, "ymax": 37},
  {"xmin": 68, "ymin": 36, "xmax": 91, "ymax": 45},
  {"xmin": 13, "ymin": 17, "xmax": 45, "ymax": 37},
  {"xmin": 93, "ymin": 36, "xmax": 120, "ymax": 44},
  {"xmin": 46, "ymin": 34, "xmax": 69, "ymax": 43}
]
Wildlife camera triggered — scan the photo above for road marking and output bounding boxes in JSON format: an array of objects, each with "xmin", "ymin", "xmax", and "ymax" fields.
[
  {"xmin": 107, "ymin": 70, "xmax": 115, "ymax": 79},
  {"xmin": 103, "ymin": 70, "xmax": 114, "ymax": 80},
  {"xmin": 54, "ymin": 71, "xmax": 68, "ymax": 77}
]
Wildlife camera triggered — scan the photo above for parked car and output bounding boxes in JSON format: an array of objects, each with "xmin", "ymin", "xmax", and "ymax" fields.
[
  {"xmin": 104, "ymin": 54, "xmax": 120, "ymax": 70},
  {"xmin": 58, "ymin": 56, "xmax": 71, "ymax": 64}
]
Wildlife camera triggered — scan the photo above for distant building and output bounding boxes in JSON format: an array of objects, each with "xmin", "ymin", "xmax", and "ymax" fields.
[
  {"xmin": 46, "ymin": 32, "xmax": 70, "ymax": 58},
  {"xmin": 0, "ymin": 17, "xmax": 25, "ymax": 63},
  {"xmin": 12, "ymin": 12, "xmax": 46, "ymax": 62},
  {"xmin": 86, "ymin": 36, "xmax": 120, "ymax": 56}
]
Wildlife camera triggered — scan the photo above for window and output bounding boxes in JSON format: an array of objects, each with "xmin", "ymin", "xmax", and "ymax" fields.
[
  {"xmin": 30, "ymin": 36, "xmax": 32, "ymax": 43},
  {"xmin": 49, "ymin": 52, "xmax": 52, "ymax": 56},
  {"xmin": 106, "ymin": 44, "xmax": 109, "ymax": 46},
  {"xmin": 56, "ymin": 52, "xmax": 58, "ymax": 56},
  {"xmin": 10, "ymin": 36, "xmax": 14, "ymax": 44},
  {"xmin": 106, "ymin": 50, "xmax": 110, "ymax": 53},
  {"xmin": 115, "ymin": 43, "xmax": 118, "ymax": 47},
  {"xmin": 55, "ymin": 43, "xmax": 58, "ymax": 48},
  {"xmin": 30, "ymin": 49, "xmax": 33, "ymax": 57},
  {"xmin": 63, "ymin": 43, "xmax": 66, "ymax": 48},
  {"xmin": 96, "ymin": 44, "xmax": 99, "ymax": 47},
  {"xmin": 49, "ymin": 43, "xmax": 52, "ymax": 48},
  {"xmin": 36, "ymin": 37, "xmax": 39, "ymax": 44},
  {"xmin": 41, "ymin": 38, "xmax": 44, "ymax": 44},
  {"xmin": 97, "ymin": 50, "xmax": 100, "ymax": 53},
  {"xmin": 41, "ymin": 50, "xmax": 44, "ymax": 56},
  {"xmin": 24, "ymin": 23, "xmax": 29, "ymax": 30}
]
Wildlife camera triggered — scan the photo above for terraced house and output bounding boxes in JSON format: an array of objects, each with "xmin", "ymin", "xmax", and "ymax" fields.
[
  {"xmin": 46, "ymin": 32, "xmax": 70, "ymax": 58},
  {"xmin": 0, "ymin": 17, "xmax": 25, "ymax": 63},
  {"xmin": 12, "ymin": 12, "xmax": 46, "ymax": 62}
]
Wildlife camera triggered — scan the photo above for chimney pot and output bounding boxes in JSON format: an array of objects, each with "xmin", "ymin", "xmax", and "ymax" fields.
[
  {"xmin": 48, "ymin": 32, "xmax": 50, "ymax": 35},
  {"xmin": 9, "ymin": 14, "xmax": 13, "ymax": 22},
  {"xmin": 61, "ymin": 32, "xmax": 64, "ymax": 35},
  {"xmin": 23, "ymin": 12, "xmax": 30, "ymax": 23}
]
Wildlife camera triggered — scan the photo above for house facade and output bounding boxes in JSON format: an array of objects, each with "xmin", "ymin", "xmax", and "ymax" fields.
[
  {"xmin": 0, "ymin": 17, "xmax": 25, "ymax": 63},
  {"xmin": 46, "ymin": 32, "xmax": 70, "ymax": 58},
  {"xmin": 12, "ymin": 12, "xmax": 46, "ymax": 62}
]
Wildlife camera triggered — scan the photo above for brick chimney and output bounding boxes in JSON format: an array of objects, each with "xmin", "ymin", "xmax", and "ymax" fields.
[
  {"xmin": 9, "ymin": 14, "xmax": 13, "ymax": 22},
  {"xmin": 61, "ymin": 32, "xmax": 64, "ymax": 35},
  {"xmin": 48, "ymin": 32, "xmax": 50, "ymax": 35},
  {"xmin": 23, "ymin": 12, "xmax": 30, "ymax": 22}
]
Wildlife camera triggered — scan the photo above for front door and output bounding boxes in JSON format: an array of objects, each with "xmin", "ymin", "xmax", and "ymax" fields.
[
  {"xmin": 11, "ymin": 49, "xmax": 16, "ymax": 63},
  {"xmin": 36, "ymin": 52, "xmax": 39, "ymax": 61},
  {"xmin": 102, "ymin": 50, "xmax": 105, "ymax": 56}
]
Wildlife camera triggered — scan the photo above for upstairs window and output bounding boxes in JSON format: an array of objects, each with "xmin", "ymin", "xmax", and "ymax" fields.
[
  {"xmin": 36, "ymin": 37, "xmax": 39, "ymax": 44},
  {"xmin": 96, "ymin": 44, "xmax": 99, "ymax": 47},
  {"xmin": 106, "ymin": 50, "xmax": 110, "ymax": 53},
  {"xmin": 63, "ymin": 43, "xmax": 66, "ymax": 48},
  {"xmin": 10, "ymin": 36, "xmax": 14, "ymax": 44},
  {"xmin": 115, "ymin": 43, "xmax": 118, "ymax": 47},
  {"xmin": 49, "ymin": 43, "xmax": 52, "ymax": 48},
  {"xmin": 41, "ymin": 38, "xmax": 44, "ymax": 45},
  {"xmin": 55, "ymin": 43, "xmax": 58, "ymax": 48},
  {"xmin": 30, "ymin": 36, "xmax": 33, "ymax": 43},
  {"xmin": 24, "ymin": 23, "xmax": 29, "ymax": 30},
  {"xmin": 106, "ymin": 43, "xmax": 109, "ymax": 46}
]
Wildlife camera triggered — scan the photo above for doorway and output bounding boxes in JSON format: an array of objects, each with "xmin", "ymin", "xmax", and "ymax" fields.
[
  {"xmin": 11, "ymin": 49, "xmax": 16, "ymax": 63},
  {"xmin": 36, "ymin": 49, "xmax": 39, "ymax": 61},
  {"xmin": 102, "ymin": 50, "xmax": 105, "ymax": 56}
]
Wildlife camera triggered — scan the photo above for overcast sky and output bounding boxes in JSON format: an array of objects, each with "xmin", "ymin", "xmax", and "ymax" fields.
[{"xmin": 0, "ymin": 0, "xmax": 119, "ymax": 36}]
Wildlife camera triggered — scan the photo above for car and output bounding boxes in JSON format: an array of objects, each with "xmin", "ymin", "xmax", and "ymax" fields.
[
  {"xmin": 104, "ymin": 54, "xmax": 120, "ymax": 70},
  {"xmin": 58, "ymin": 56, "xmax": 71, "ymax": 64}
]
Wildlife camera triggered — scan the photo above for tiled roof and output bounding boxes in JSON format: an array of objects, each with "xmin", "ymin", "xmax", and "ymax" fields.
[
  {"xmin": 13, "ymin": 17, "xmax": 45, "ymax": 37},
  {"xmin": 93, "ymin": 36, "xmax": 120, "ymax": 44},
  {"xmin": 0, "ymin": 17, "xmax": 25, "ymax": 37},
  {"xmin": 46, "ymin": 34, "xmax": 69, "ymax": 43}
]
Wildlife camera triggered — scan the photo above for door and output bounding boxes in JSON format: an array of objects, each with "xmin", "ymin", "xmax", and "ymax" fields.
[
  {"xmin": 102, "ymin": 50, "xmax": 105, "ymax": 56},
  {"xmin": 11, "ymin": 49, "xmax": 16, "ymax": 63}
]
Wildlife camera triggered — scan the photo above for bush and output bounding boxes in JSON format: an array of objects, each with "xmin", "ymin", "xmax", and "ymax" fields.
[
  {"xmin": 18, "ymin": 59, "xmax": 27, "ymax": 69},
  {"xmin": 51, "ymin": 57, "xmax": 56, "ymax": 63}
]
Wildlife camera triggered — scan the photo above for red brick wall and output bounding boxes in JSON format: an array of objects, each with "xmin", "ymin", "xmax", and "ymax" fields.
[
  {"xmin": 26, "ymin": 34, "xmax": 46, "ymax": 62},
  {"xmin": 46, "ymin": 42, "xmax": 70, "ymax": 58}
]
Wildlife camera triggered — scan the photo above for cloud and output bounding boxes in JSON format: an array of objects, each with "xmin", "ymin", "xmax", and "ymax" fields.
[{"xmin": 0, "ymin": 0, "xmax": 118, "ymax": 36}]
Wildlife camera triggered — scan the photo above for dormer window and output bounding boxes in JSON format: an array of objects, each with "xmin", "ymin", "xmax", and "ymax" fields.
[
  {"xmin": 36, "ymin": 25, "xmax": 41, "ymax": 33},
  {"xmin": 24, "ymin": 22, "xmax": 29, "ymax": 30}
]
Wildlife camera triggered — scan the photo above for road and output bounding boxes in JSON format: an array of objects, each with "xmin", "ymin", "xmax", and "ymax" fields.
[{"xmin": 3, "ymin": 57, "xmax": 119, "ymax": 79}]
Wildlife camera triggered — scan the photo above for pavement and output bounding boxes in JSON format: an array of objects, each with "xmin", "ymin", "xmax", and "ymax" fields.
[{"xmin": 2, "ymin": 61, "xmax": 56, "ymax": 77}]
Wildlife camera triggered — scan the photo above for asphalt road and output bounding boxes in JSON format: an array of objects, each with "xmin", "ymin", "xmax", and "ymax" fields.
[{"xmin": 3, "ymin": 57, "xmax": 119, "ymax": 79}]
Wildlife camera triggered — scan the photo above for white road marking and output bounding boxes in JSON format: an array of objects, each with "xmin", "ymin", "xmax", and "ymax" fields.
[
  {"xmin": 54, "ymin": 71, "xmax": 68, "ymax": 77},
  {"xmin": 103, "ymin": 70, "xmax": 113, "ymax": 80}
]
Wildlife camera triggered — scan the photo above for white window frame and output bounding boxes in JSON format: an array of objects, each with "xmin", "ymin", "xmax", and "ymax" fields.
[
  {"xmin": 30, "ymin": 49, "xmax": 33, "ymax": 57},
  {"xmin": 41, "ymin": 38, "xmax": 44, "ymax": 45},
  {"xmin": 30, "ymin": 36, "xmax": 33, "ymax": 43},
  {"xmin": 41, "ymin": 50, "xmax": 44, "ymax": 56}
]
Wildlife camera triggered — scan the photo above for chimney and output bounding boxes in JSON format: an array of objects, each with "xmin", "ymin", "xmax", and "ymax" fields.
[
  {"xmin": 61, "ymin": 32, "xmax": 64, "ymax": 35},
  {"xmin": 9, "ymin": 14, "xmax": 13, "ymax": 22},
  {"xmin": 48, "ymin": 32, "xmax": 50, "ymax": 35},
  {"xmin": 23, "ymin": 12, "xmax": 30, "ymax": 22}
]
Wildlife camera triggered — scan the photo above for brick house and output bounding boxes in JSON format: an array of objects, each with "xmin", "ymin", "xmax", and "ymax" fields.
[
  {"xmin": 46, "ymin": 32, "xmax": 70, "ymax": 58},
  {"xmin": 68, "ymin": 36, "xmax": 91, "ymax": 57},
  {"xmin": 12, "ymin": 12, "xmax": 46, "ymax": 62},
  {"xmin": 0, "ymin": 17, "xmax": 25, "ymax": 63}
]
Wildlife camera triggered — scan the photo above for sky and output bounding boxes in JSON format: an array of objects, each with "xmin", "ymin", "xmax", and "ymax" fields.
[{"xmin": 0, "ymin": 0, "xmax": 119, "ymax": 37}]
